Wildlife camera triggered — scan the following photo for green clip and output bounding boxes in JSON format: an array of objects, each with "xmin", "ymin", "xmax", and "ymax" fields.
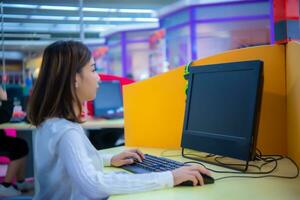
[
  {"xmin": 184, "ymin": 61, "xmax": 193, "ymax": 96},
  {"xmin": 184, "ymin": 61, "xmax": 192, "ymax": 79}
]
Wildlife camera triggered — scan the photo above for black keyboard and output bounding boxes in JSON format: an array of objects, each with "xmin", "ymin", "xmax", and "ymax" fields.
[{"xmin": 121, "ymin": 154, "xmax": 185, "ymax": 174}]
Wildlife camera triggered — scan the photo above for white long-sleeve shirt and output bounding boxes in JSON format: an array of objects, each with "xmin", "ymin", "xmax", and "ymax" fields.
[{"xmin": 33, "ymin": 118, "xmax": 174, "ymax": 200}]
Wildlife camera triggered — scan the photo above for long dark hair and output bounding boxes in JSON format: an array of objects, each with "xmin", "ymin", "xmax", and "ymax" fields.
[{"xmin": 27, "ymin": 40, "xmax": 92, "ymax": 126}]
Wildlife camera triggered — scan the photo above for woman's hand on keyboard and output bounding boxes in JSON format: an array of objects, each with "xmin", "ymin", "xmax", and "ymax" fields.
[
  {"xmin": 111, "ymin": 148, "xmax": 145, "ymax": 167},
  {"xmin": 172, "ymin": 165, "xmax": 211, "ymax": 186}
]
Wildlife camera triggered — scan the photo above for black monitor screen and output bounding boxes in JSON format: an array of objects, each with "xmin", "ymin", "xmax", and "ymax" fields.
[
  {"xmin": 181, "ymin": 60, "xmax": 262, "ymax": 161},
  {"xmin": 6, "ymin": 85, "xmax": 25, "ymax": 108},
  {"xmin": 94, "ymin": 80, "xmax": 123, "ymax": 119}
]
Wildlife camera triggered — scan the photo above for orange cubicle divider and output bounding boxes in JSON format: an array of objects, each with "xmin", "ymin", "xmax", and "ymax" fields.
[
  {"xmin": 123, "ymin": 67, "xmax": 186, "ymax": 148},
  {"xmin": 286, "ymin": 42, "xmax": 300, "ymax": 166},
  {"xmin": 123, "ymin": 44, "xmax": 287, "ymax": 157}
]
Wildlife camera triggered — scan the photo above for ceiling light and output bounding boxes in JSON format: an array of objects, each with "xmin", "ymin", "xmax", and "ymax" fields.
[
  {"xmin": 4, "ymin": 23, "xmax": 111, "ymax": 33},
  {"xmin": 83, "ymin": 7, "xmax": 117, "ymax": 12},
  {"xmin": 118, "ymin": 9, "xmax": 155, "ymax": 14},
  {"xmin": 67, "ymin": 17, "xmax": 102, "ymax": 22},
  {"xmin": 3, "ymin": 33, "xmax": 51, "ymax": 39},
  {"xmin": 29, "ymin": 15, "xmax": 65, "ymax": 20},
  {"xmin": 134, "ymin": 18, "xmax": 158, "ymax": 22},
  {"xmin": 39, "ymin": 5, "xmax": 78, "ymax": 11},
  {"xmin": 67, "ymin": 17, "xmax": 80, "ymax": 21},
  {"xmin": 2, "ymin": 3, "xmax": 156, "ymax": 15},
  {"xmin": 83, "ymin": 17, "xmax": 100, "ymax": 21},
  {"xmin": 2, "ymin": 3, "xmax": 38, "ymax": 9},
  {"xmin": 102, "ymin": 17, "xmax": 133, "ymax": 22},
  {"xmin": 3, "ymin": 14, "xmax": 28, "ymax": 19}
]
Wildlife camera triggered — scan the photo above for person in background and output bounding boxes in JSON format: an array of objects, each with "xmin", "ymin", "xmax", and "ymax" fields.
[
  {"xmin": 0, "ymin": 87, "xmax": 34, "ymax": 197},
  {"xmin": 27, "ymin": 40, "xmax": 211, "ymax": 200}
]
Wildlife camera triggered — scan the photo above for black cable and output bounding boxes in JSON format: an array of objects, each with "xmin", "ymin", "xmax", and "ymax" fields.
[
  {"xmin": 184, "ymin": 158, "xmax": 278, "ymax": 174},
  {"xmin": 214, "ymin": 156, "xmax": 262, "ymax": 170},
  {"xmin": 256, "ymin": 148, "xmax": 262, "ymax": 157},
  {"xmin": 216, "ymin": 157, "xmax": 299, "ymax": 180},
  {"xmin": 184, "ymin": 153, "xmax": 216, "ymax": 159},
  {"xmin": 164, "ymin": 148, "xmax": 299, "ymax": 180},
  {"xmin": 215, "ymin": 172, "xmax": 298, "ymax": 181},
  {"xmin": 161, "ymin": 149, "xmax": 215, "ymax": 159},
  {"xmin": 256, "ymin": 155, "xmax": 284, "ymax": 170},
  {"xmin": 213, "ymin": 154, "xmax": 285, "ymax": 172},
  {"xmin": 182, "ymin": 147, "xmax": 291, "ymax": 173},
  {"xmin": 185, "ymin": 155, "xmax": 299, "ymax": 180}
]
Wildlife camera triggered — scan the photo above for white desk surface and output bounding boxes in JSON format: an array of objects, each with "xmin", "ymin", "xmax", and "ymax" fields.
[{"xmin": 101, "ymin": 146, "xmax": 300, "ymax": 200}]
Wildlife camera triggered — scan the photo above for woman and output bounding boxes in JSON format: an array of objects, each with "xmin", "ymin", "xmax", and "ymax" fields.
[
  {"xmin": 27, "ymin": 40, "xmax": 211, "ymax": 200},
  {"xmin": 0, "ymin": 87, "xmax": 33, "ymax": 197}
]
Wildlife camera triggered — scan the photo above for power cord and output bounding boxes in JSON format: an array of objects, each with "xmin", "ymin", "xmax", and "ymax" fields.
[
  {"xmin": 184, "ymin": 155, "xmax": 299, "ymax": 181},
  {"xmin": 214, "ymin": 156, "xmax": 299, "ymax": 181},
  {"xmin": 160, "ymin": 149, "xmax": 299, "ymax": 181}
]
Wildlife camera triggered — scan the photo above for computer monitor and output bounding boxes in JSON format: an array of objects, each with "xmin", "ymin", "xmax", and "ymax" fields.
[
  {"xmin": 5, "ymin": 85, "xmax": 28, "ymax": 122},
  {"xmin": 6, "ymin": 85, "xmax": 25, "ymax": 108},
  {"xmin": 181, "ymin": 60, "xmax": 263, "ymax": 170},
  {"xmin": 93, "ymin": 80, "xmax": 123, "ymax": 119}
]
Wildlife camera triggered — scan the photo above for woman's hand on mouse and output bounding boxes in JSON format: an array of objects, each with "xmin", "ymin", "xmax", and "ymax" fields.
[{"xmin": 172, "ymin": 165, "xmax": 211, "ymax": 186}]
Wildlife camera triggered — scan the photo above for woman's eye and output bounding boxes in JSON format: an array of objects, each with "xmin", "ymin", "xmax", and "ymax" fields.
[{"xmin": 91, "ymin": 64, "xmax": 96, "ymax": 72}]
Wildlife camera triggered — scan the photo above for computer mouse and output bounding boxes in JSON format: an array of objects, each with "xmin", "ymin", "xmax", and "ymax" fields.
[{"xmin": 178, "ymin": 173, "xmax": 214, "ymax": 186}]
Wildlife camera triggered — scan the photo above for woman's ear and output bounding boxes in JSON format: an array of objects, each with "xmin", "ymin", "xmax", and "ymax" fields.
[{"xmin": 75, "ymin": 74, "xmax": 80, "ymax": 88}]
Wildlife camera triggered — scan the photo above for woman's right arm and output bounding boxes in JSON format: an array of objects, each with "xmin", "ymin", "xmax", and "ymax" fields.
[
  {"xmin": 58, "ymin": 130, "xmax": 212, "ymax": 199},
  {"xmin": 58, "ymin": 130, "xmax": 174, "ymax": 199}
]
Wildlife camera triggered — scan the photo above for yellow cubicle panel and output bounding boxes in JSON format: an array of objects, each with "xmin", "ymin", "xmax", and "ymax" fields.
[
  {"xmin": 123, "ymin": 67, "xmax": 186, "ymax": 148},
  {"xmin": 124, "ymin": 44, "xmax": 287, "ymax": 155},
  {"xmin": 286, "ymin": 42, "xmax": 300, "ymax": 166}
]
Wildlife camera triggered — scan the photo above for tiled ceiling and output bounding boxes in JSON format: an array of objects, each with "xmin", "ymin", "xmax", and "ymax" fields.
[{"xmin": 1, "ymin": 0, "xmax": 178, "ymax": 59}]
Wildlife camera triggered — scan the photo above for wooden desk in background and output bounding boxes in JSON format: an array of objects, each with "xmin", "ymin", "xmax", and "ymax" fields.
[
  {"xmin": 102, "ymin": 146, "xmax": 300, "ymax": 200},
  {"xmin": 0, "ymin": 118, "xmax": 124, "ymax": 130}
]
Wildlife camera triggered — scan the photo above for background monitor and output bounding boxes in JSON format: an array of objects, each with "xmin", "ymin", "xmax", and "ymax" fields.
[
  {"xmin": 181, "ymin": 60, "xmax": 263, "ymax": 162},
  {"xmin": 6, "ymin": 85, "xmax": 26, "ymax": 108},
  {"xmin": 5, "ymin": 85, "xmax": 28, "ymax": 122},
  {"xmin": 93, "ymin": 80, "xmax": 123, "ymax": 119}
]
